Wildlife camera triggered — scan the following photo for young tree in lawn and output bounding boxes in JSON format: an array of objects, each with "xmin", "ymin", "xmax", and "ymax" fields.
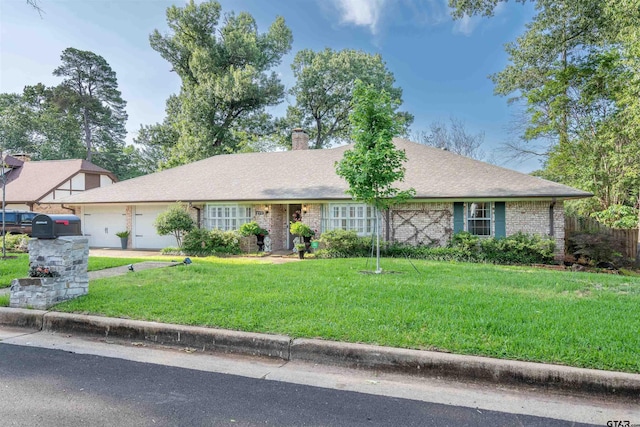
[
  {"xmin": 336, "ymin": 81, "xmax": 415, "ymax": 273},
  {"xmin": 154, "ymin": 203, "xmax": 196, "ymax": 248}
]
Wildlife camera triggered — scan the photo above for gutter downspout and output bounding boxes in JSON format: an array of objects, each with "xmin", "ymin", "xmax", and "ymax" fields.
[
  {"xmin": 189, "ymin": 203, "xmax": 201, "ymax": 228},
  {"xmin": 549, "ymin": 199, "xmax": 556, "ymax": 237}
]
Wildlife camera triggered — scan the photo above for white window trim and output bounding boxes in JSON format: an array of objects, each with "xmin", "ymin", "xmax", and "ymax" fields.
[
  {"xmin": 324, "ymin": 203, "xmax": 376, "ymax": 236},
  {"xmin": 467, "ymin": 202, "xmax": 492, "ymax": 236},
  {"xmin": 204, "ymin": 203, "xmax": 252, "ymax": 231}
]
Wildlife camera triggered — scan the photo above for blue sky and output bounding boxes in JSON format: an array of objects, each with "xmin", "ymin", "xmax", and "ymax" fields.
[{"xmin": 0, "ymin": 0, "xmax": 539, "ymax": 171}]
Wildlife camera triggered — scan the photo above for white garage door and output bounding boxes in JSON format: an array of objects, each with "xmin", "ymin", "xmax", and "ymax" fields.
[
  {"xmin": 133, "ymin": 205, "xmax": 177, "ymax": 249},
  {"xmin": 83, "ymin": 206, "xmax": 127, "ymax": 248}
]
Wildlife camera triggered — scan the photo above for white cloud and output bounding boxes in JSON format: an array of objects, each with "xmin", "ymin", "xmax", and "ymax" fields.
[
  {"xmin": 331, "ymin": 0, "xmax": 387, "ymax": 34},
  {"xmin": 452, "ymin": 13, "xmax": 481, "ymax": 36}
]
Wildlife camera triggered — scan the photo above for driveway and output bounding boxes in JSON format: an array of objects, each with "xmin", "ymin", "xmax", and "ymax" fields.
[{"xmin": 89, "ymin": 248, "xmax": 166, "ymax": 258}]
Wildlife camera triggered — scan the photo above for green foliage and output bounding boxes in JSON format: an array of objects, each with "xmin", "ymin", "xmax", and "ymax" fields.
[
  {"xmin": 383, "ymin": 243, "xmax": 480, "ymax": 263},
  {"xmin": 317, "ymin": 229, "xmax": 372, "ymax": 258},
  {"xmin": 53, "ymin": 257, "xmax": 640, "ymax": 373},
  {"xmin": 0, "ymin": 49, "xmax": 148, "ymax": 180},
  {"xmin": 317, "ymin": 230, "xmax": 555, "ymax": 265},
  {"xmin": 336, "ymin": 80, "xmax": 415, "ymax": 212},
  {"xmin": 239, "ymin": 221, "xmax": 268, "ymax": 237},
  {"xmin": 153, "ymin": 204, "xmax": 196, "ymax": 247},
  {"xmin": 568, "ymin": 231, "xmax": 626, "ymax": 265},
  {"xmin": 53, "ymin": 48, "xmax": 128, "ymax": 168},
  {"xmin": 590, "ymin": 204, "xmax": 638, "ymax": 229},
  {"xmin": 1, "ymin": 233, "xmax": 29, "ymax": 252},
  {"xmin": 0, "ymin": 86, "xmax": 85, "ymax": 160},
  {"xmin": 181, "ymin": 228, "xmax": 241, "ymax": 256},
  {"xmin": 289, "ymin": 221, "xmax": 314, "ymax": 238},
  {"xmin": 282, "ymin": 48, "xmax": 412, "ymax": 149},
  {"xmin": 115, "ymin": 230, "xmax": 130, "ymax": 238},
  {"xmin": 450, "ymin": 0, "xmax": 640, "ymax": 217},
  {"xmin": 448, "ymin": 231, "xmax": 480, "ymax": 254},
  {"xmin": 479, "ymin": 233, "xmax": 555, "ymax": 265},
  {"xmin": 149, "ymin": 0, "xmax": 292, "ymax": 165},
  {"xmin": 160, "ymin": 247, "xmax": 183, "ymax": 255}
]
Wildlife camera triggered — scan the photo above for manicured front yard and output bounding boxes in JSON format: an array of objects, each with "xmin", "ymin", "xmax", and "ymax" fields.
[
  {"xmin": 47, "ymin": 257, "xmax": 640, "ymax": 374},
  {"xmin": 0, "ymin": 254, "xmax": 167, "ymax": 288}
]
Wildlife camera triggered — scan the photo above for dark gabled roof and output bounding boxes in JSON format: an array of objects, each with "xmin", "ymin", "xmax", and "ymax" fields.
[
  {"xmin": 59, "ymin": 138, "xmax": 592, "ymax": 204},
  {"xmin": 3, "ymin": 157, "xmax": 117, "ymax": 204}
]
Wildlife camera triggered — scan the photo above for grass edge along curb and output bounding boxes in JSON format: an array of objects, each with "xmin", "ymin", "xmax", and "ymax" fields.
[{"xmin": 1, "ymin": 308, "xmax": 640, "ymax": 398}]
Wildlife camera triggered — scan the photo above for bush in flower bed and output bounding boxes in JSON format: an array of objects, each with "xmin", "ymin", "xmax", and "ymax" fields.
[
  {"xmin": 1, "ymin": 233, "xmax": 29, "ymax": 252},
  {"xmin": 181, "ymin": 228, "xmax": 241, "ymax": 256},
  {"xmin": 316, "ymin": 229, "xmax": 373, "ymax": 258},
  {"xmin": 317, "ymin": 230, "xmax": 555, "ymax": 265},
  {"xmin": 479, "ymin": 232, "xmax": 555, "ymax": 265}
]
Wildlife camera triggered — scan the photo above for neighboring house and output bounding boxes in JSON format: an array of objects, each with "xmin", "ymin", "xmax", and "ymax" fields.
[
  {"xmin": 60, "ymin": 130, "xmax": 592, "ymax": 257},
  {"xmin": 1, "ymin": 154, "xmax": 117, "ymax": 214}
]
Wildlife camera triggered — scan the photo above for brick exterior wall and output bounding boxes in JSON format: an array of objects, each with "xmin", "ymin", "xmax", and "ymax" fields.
[
  {"xmin": 32, "ymin": 204, "xmax": 76, "ymax": 215},
  {"xmin": 505, "ymin": 200, "xmax": 564, "ymax": 259},
  {"xmin": 389, "ymin": 200, "xmax": 564, "ymax": 259},
  {"xmin": 208, "ymin": 200, "xmax": 565, "ymax": 259},
  {"xmin": 390, "ymin": 203, "xmax": 453, "ymax": 246},
  {"xmin": 299, "ymin": 204, "xmax": 321, "ymax": 237}
]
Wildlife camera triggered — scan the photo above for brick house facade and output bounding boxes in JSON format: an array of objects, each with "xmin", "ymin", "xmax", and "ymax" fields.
[{"xmin": 62, "ymin": 131, "xmax": 591, "ymax": 256}]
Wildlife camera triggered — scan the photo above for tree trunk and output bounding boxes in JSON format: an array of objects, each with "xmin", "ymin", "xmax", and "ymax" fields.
[
  {"xmin": 375, "ymin": 208, "xmax": 382, "ymax": 274},
  {"xmin": 83, "ymin": 107, "xmax": 93, "ymax": 161}
]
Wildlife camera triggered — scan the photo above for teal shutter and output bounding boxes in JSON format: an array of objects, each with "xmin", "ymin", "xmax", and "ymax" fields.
[
  {"xmin": 453, "ymin": 202, "xmax": 464, "ymax": 233},
  {"xmin": 494, "ymin": 202, "xmax": 506, "ymax": 238}
]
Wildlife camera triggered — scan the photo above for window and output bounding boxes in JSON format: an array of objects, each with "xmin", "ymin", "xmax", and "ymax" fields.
[
  {"xmin": 467, "ymin": 202, "xmax": 491, "ymax": 236},
  {"xmin": 20, "ymin": 212, "xmax": 36, "ymax": 225},
  {"xmin": 326, "ymin": 203, "xmax": 375, "ymax": 235},
  {"xmin": 204, "ymin": 204, "xmax": 252, "ymax": 231},
  {"xmin": 0, "ymin": 212, "xmax": 17, "ymax": 223}
]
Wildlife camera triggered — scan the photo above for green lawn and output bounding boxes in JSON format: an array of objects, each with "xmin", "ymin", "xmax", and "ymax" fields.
[
  {"xmin": 0, "ymin": 254, "xmax": 165, "ymax": 288},
  {"xmin": 45, "ymin": 256, "xmax": 640, "ymax": 373}
]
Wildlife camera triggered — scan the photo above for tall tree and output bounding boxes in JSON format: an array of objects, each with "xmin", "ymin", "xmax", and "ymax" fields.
[
  {"xmin": 415, "ymin": 117, "xmax": 485, "ymax": 160},
  {"xmin": 284, "ymin": 48, "xmax": 413, "ymax": 149},
  {"xmin": 149, "ymin": 0, "xmax": 292, "ymax": 166},
  {"xmin": 449, "ymin": 0, "xmax": 640, "ymax": 218},
  {"xmin": 0, "ymin": 85, "xmax": 84, "ymax": 160},
  {"xmin": 336, "ymin": 81, "xmax": 415, "ymax": 273},
  {"xmin": 53, "ymin": 47, "xmax": 128, "ymax": 163}
]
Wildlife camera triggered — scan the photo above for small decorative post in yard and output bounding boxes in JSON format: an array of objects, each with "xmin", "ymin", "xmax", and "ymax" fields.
[{"xmin": 10, "ymin": 215, "xmax": 89, "ymax": 310}]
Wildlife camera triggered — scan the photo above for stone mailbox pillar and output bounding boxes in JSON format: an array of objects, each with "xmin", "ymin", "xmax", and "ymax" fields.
[{"xmin": 10, "ymin": 236, "xmax": 89, "ymax": 310}]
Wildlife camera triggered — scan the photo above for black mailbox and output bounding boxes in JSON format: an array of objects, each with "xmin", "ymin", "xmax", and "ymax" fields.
[{"xmin": 32, "ymin": 214, "xmax": 82, "ymax": 239}]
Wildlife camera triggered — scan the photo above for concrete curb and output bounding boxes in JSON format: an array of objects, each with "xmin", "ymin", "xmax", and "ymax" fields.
[
  {"xmin": 290, "ymin": 339, "xmax": 640, "ymax": 396},
  {"xmin": 1, "ymin": 307, "xmax": 639, "ymax": 397},
  {"xmin": 0, "ymin": 307, "xmax": 45, "ymax": 330},
  {"xmin": 41, "ymin": 311, "xmax": 291, "ymax": 360}
]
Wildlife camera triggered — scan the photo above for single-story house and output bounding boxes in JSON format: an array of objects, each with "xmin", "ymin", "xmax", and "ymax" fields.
[
  {"xmin": 59, "ymin": 130, "xmax": 591, "ymax": 256},
  {"xmin": 1, "ymin": 153, "xmax": 117, "ymax": 214}
]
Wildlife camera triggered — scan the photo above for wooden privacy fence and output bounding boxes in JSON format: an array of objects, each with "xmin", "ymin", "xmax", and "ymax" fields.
[{"xmin": 564, "ymin": 216, "xmax": 638, "ymax": 259}]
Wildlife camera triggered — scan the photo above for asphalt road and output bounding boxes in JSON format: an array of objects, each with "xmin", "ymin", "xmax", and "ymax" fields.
[{"xmin": 0, "ymin": 343, "xmax": 600, "ymax": 427}]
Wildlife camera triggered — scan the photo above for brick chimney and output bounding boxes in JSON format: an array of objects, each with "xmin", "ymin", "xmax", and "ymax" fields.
[
  {"xmin": 12, "ymin": 153, "xmax": 32, "ymax": 162},
  {"xmin": 292, "ymin": 128, "xmax": 309, "ymax": 150}
]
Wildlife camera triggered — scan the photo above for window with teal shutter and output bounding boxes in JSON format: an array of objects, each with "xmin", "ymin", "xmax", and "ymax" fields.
[
  {"xmin": 494, "ymin": 202, "xmax": 506, "ymax": 238},
  {"xmin": 453, "ymin": 202, "xmax": 464, "ymax": 233}
]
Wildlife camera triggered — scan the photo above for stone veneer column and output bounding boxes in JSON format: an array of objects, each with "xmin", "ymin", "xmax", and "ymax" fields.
[{"xmin": 10, "ymin": 236, "xmax": 89, "ymax": 310}]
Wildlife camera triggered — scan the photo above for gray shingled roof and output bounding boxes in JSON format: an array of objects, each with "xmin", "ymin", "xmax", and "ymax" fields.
[
  {"xmin": 3, "ymin": 157, "xmax": 116, "ymax": 204},
  {"xmin": 59, "ymin": 138, "xmax": 592, "ymax": 204}
]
